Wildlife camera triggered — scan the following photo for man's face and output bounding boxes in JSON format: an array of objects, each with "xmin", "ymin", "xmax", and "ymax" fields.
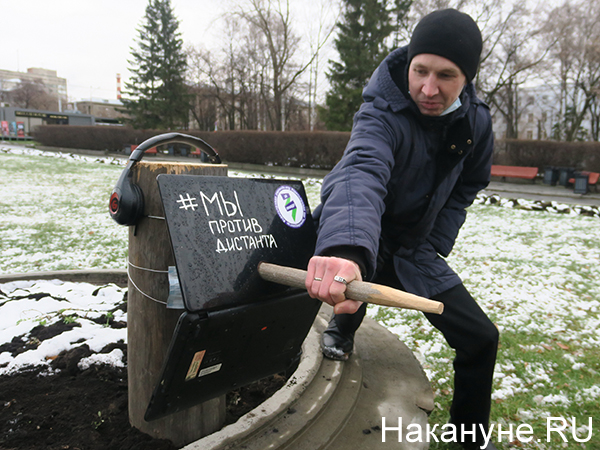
[{"xmin": 408, "ymin": 53, "xmax": 467, "ymax": 116}]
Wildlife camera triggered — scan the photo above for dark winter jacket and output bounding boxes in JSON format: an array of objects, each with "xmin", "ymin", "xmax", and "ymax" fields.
[{"xmin": 314, "ymin": 46, "xmax": 494, "ymax": 298}]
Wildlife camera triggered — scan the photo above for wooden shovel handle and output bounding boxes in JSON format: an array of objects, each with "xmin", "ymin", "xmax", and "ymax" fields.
[{"xmin": 257, "ymin": 262, "xmax": 444, "ymax": 315}]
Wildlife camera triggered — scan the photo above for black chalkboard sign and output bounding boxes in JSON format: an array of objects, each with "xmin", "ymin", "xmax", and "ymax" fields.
[{"xmin": 157, "ymin": 174, "xmax": 316, "ymax": 312}]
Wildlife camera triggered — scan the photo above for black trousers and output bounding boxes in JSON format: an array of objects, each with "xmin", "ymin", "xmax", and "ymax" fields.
[{"xmin": 332, "ymin": 282, "xmax": 498, "ymax": 443}]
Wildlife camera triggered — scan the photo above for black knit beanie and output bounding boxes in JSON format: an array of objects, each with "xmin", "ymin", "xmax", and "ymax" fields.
[{"xmin": 407, "ymin": 9, "xmax": 482, "ymax": 82}]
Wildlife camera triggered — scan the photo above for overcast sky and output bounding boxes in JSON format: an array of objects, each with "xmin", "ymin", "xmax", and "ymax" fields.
[{"xmin": 2, "ymin": 1, "xmax": 228, "ymax": 101}]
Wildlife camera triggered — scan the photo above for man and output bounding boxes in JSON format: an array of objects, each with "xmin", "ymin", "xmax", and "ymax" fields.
[{"xmin": 305, "ymin": 9, "xmax": 499, "ymax": 450}]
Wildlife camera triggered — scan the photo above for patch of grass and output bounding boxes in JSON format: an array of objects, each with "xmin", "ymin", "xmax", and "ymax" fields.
[{"xmin": 0, "ymin": 151, "xmax": 127, "ymax": 273}]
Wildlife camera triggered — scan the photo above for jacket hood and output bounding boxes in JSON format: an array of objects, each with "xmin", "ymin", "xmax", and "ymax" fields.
[{"xmin": 362, "ymin": 46, "xmax": 483, "ymax": 116}]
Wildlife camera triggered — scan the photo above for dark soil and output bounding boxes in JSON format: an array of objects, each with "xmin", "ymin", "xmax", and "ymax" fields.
[{"xmin": 0, "ymin": 323, "xmax": 286, "ymax": 450}]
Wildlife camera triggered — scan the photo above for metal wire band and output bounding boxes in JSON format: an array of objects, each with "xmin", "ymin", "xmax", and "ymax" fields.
[
  {"xmin": 127, "ymin": 260, "xmax": 169, "ymax": 273},
  {"xmin": 126, "ymin": 264, "xmax": 167, "ymax": 305}
]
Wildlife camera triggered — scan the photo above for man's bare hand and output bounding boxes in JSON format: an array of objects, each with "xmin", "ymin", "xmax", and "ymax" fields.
[{"xmin": 305, "ymin": 256, "xmax": 363, "ymax": 315}]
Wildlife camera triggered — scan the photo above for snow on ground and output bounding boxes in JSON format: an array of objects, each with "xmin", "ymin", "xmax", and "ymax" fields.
[
  {"xmin": 0, "ymin": 278, "xmax": 127, "ymax": 375},
  {"xmin": 0, "ymin": 146, "xmax": 129, "ymax": 273}
]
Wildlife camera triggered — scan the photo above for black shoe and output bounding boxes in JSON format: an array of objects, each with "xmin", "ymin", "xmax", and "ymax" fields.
[{"xmin": 321, "ymin": 316, "xmax": 355, "ymax": 361}]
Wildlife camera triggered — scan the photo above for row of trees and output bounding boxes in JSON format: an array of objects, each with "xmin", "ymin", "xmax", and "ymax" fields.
[
  {"xmin": 472, "ymin": 0, "xmax": 600, "ymax": 142},
  {"xmin": 123, "ymin": 0, "xmax": 332, "ymax": 132},
  {"xmin": 122, "ymin": 0, "xmax": 600, "ymax": 141},
  {"xmin": 185, "ymin": 0, "xmax": 328, "ymax": 132}
]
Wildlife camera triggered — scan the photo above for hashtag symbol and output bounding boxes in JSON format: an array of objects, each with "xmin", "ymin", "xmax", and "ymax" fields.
[{"xmin": 176, "ymin": 193, "xmax": 198, "ymax": 211}]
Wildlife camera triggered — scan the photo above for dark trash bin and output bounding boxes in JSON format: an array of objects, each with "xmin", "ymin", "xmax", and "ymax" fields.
[
  {"xmin": 573, "ymin": 172, "xmax": 589, "ymax": 194},
  {"xmin": 558, "ymin": 168, "xmax": 575, "ymax": 187},
  {"xmin": 543, "ymin": 167, "xmax": 559, "ymax": 186}
]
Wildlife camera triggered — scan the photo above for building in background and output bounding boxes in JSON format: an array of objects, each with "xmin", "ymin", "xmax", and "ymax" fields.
[
  {"xmin": 0, "ymin": 68, "xmax": 129, "ymax": 138},
  {"xmin": 491, "ymin": 84, "xmax": 594, "ymax": 141},
  {"xmin": 74, "ymin": 98, "xmax": 128, "ymax": 124},
  {"xmin": 0, "ymin": 106, "xmax": 94, "ymax": 137}
]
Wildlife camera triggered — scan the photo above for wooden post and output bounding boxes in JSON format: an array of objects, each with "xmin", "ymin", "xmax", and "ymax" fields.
[{"xmin": 127, "ymin": 161, "xmax": 227, "ymax": 446}]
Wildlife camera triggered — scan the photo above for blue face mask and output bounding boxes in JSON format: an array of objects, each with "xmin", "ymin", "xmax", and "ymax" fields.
[{"xmin": 440, "ymin": 97, "xmax": 461, "ymax": 116}]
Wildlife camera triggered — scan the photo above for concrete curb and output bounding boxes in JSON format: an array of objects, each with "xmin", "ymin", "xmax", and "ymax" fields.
[
  {"xmin": 183, "ymin": 307, "xmax": 366, "ymax": 450},
  {"xmin": 186, "ymin": 306, "xmax": 435, "ymax": 450}
]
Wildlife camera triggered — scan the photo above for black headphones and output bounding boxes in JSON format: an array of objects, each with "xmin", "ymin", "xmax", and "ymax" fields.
[{"xmin": 109, "ymin": 132, "xmax": 221, "ymax": 226}]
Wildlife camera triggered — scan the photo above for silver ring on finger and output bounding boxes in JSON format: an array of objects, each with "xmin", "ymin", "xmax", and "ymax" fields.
[
  {"xmin": 333, "ymin": 275, "xmax": 348, "ymax": 286},
  {"xmin": 314, "ymin": 277, "xmax": 323, "ymax": 281}
]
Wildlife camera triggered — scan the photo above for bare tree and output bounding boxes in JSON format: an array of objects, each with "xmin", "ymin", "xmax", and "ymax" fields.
[
  {"xmin": 186, "ymin": 82, "xmax": 218, "ymax": 131},
  {"xmin": 9, "ymin": 79, "xmax": 57, "ymax": 110},
  {"xmin": 187, "ymin": 46, "xmax": 223, "ymax": 129},
  {"xmin": 186, "ymin": 16, "xmax": 250, "ymax": 131},
  {"xmin": 236, "ymin": 0, "xmax": 321, "ymax": 131},
  {"xmin": 590, "ymin": 92, "xmax": 600, "ymax": 141},
  {"xmin": 302, "ymin": 0, "xmax": 339, "ymax": 130},
  {"xmin": 475, "ymin": 4, "xmax": 550, "ymax": 138},
  {"xmin": 186, "ymin": 0, "xmax": 332, "ymax": 131},
  {"xmin": 238, "ymin": 19, "xmax": 272, "ymax": 129},
  {"xmin": 542, "ymin": 0, "xmax": 600, "ymax": 141}
]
